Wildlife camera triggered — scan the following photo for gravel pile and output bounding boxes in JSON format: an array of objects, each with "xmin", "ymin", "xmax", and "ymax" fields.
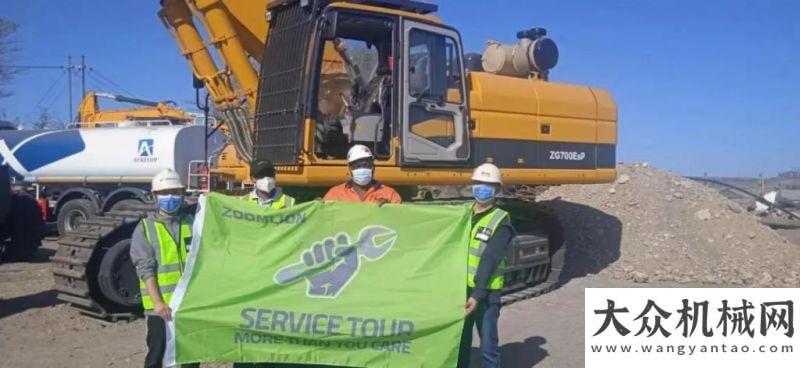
[{"xmin": 540, "ymin": 163, "xmax": 800, "ymax": 287}]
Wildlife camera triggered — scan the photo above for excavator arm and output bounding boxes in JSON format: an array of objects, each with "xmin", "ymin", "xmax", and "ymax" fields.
[
  {"xmin": 77, "ymin": 91, "xmax": 193, "ymax": 127},
  {"xmin": 159, "ymin": 0, "xmax": 348, "ymax": 182},
  {"xmin": 159, "ymin": 0, "xmax": 266, "ymax": 167}
]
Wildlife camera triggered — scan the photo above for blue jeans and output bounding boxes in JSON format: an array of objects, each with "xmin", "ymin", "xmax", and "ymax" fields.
[{"xmin": 457, "ymin": 290, "xmax": 501, "ymax": 368}]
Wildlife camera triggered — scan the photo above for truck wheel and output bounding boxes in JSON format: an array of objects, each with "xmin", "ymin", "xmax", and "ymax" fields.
[
  {"xmin": 57, "ymin": 199, "xmax": 95, "ymax": 236},
  {"xmin": 109, "ymin": 199, "xmax": 145, "ymax": 212},
  {"xmin": 97, "ymin": 238, "xmax": 141, "ymax": 307},
  {"xmin": 1, "ymin": 192, "xmax": 45, "ymax": 262}
]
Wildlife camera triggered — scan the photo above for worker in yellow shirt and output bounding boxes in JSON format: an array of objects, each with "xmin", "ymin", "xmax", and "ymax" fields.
[{"xmin": 243, "ymin": 161, "xmax": 295, "ymax": 209}]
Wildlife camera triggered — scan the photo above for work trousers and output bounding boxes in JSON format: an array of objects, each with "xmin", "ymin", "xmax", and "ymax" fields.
[
  {"xmin": 457, "ymin": 291, "xmax": 502, "ymax": 368},
  {"xmin": 145, "ymin": 316, "xmax": 199, "ymax": 368}
]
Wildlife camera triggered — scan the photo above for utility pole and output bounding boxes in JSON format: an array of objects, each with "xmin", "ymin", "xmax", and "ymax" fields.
[
  {"xmin": 67, "ymin": 55, "xmax": 73, "ymax": 122},
  {"xmin": 80, "ymin": 55, "xmax": 86, "ymax": 97}
]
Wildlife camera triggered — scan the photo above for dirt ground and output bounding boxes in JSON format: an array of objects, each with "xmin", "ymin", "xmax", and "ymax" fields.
[
  {"xmin": 2, "ymin": 229, "xmax": 798, "ymax": 368},
  {"xmin": 0, "ymin": 240, "xmax": 591, "ymax": 368}
]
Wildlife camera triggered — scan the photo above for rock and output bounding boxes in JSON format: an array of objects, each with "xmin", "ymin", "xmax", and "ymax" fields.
[
  {"xmin": 673, "ymin": 192, "xmax": 684, "ymax": 199},
  {"xmin": 631, "ymin": 271, "xmax": 649, "ymax": 283},
  {"xmin": 726, "ymin": 202, "xmax": 743, "ymax": 213},
  {"xmin": 741, "ymin": 271, "xmax": 755, "ymax": 284},
  {"xmin": 616, "ymin": 174, "xmax": 631, "ymax": 184},
  {"xmin": 623, "ymin": 265, "xmax": 634, "ymax": 273},
  {"xmin": 757, "ymin": 272, "xmax": 773, "ymax": 286},
  {"xmin": 608, "ymin": 187, "xmax": 617, "ymax": 194},
  {"xmin": 701, "ymin": 275, "xmax": 717, "ymax": 284},
  {"xmin": 706, "ymin": 238, "xmax": 714, "ymax": 244},
  {"xmin": 747, "ymin": 232, "xmax": 756, "ymax": 239},
  {"xmin": 695, "ymin": 209, "xmax": 712, "ymax": 221}
]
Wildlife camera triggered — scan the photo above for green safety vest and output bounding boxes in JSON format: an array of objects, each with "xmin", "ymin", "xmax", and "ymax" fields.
[
  {"xmin": 242, "ymin": 190, "xmax": 295, "ymax": 209},
  {"xmin": 138, "ymin": 216, "xmax": 192, "ymax": 311},
  {"xmin": 467, "ymin": 207, "xmax": 509, "ymax": 290}
]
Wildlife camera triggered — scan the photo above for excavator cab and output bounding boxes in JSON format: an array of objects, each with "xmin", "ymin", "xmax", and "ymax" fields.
[{"xmin": 254, "ymin": 0, "xmax": 470, "ymax": 170}]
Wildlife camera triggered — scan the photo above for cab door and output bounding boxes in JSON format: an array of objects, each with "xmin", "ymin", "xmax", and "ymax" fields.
[{"xmin": 400, "ymin": 21, "xmax": 470, "ymax": 164}]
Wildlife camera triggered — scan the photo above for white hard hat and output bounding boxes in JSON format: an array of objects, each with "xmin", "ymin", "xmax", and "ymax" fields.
[
  {"xmin": 471, "ymin": 163, "xmax": 503, "ymax": 184},
  {"xmin": 151, "ymin": 168, "xmax": 184, "ymax": 192},
  {"xmin": 347, "ymin": 144, "xmax": 374, "ymax": 163}
]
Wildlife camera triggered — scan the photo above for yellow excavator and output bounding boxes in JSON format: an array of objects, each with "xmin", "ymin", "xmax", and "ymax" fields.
[{"xmin": 53, "ymin": 0, "xmax": 617, "ymax": 319}]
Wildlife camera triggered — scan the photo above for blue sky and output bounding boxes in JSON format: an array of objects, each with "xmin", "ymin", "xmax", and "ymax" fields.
[{"xmin": 1, "ymin": 0, "xmax": 798, "ymax": 177}]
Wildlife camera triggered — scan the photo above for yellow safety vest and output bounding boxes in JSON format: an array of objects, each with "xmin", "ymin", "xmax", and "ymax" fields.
[
  {"xmin": 242, "ymin": 190, "xmax": 295, "ymax": 209},
  {"xmin": 138, "ymin": 216, "xmax": 192, "ymax": 310},
  {"xmin": 467, "ymin": 207, "xmax": 509, "ymax": 290}
]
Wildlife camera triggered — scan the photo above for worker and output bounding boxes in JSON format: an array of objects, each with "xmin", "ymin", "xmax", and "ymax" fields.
[
  {"xmin": 243, "ymin": 161, "xmax": 295, "ymax": 209},
  {"xmin": 323, "ymin": 144, "xmax": 401, "ymax": 204},
  {"xmin": 129, "ymin": 169, "xmax": 199, "ymax": 368},
  {"xmin": 457, "ymin": 163, "xmax": 515, "ymax": 368},
  {"xmin": 233, "ymin": 162, "xmax": 296, "ymax": 368}
]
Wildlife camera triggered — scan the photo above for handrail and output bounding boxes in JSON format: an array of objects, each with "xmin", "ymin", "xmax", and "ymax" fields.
[{"xmin": 65, "ymin": 119, "xmax": 188, "ymax": 129}]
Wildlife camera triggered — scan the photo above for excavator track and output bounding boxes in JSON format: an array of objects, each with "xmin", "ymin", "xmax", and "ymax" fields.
[
  {"xmin": 413, "ymin": 194, "xmax": 565, "ymax": 306},
  {"xmin": 498, "ymin": 198, "xmax": 565, "ymax": 306},
  {"xmin": 52, "ymin": 208, "xmax": 150, "ymax": 321},
  {"xmin": 52, "ymin": 195, "xmax": 563, "ymax": 320}
]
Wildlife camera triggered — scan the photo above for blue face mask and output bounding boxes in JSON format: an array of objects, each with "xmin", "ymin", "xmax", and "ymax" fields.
[
  {"xmin": 157, "ymin": 195, "xmax": 183, "ymax": 214},
  {"xmin": 472, "ymin": 184, "xmax": 496, "ymax": 203},
  {"xmin": 351, "ymin": 168, "xmax": 373, "ymax": 186}
]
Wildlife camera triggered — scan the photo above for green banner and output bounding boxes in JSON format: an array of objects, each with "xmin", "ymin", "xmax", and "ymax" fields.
[{"xmin": 165, "ymin": 193, "xmax": 470, "ymax": 367}]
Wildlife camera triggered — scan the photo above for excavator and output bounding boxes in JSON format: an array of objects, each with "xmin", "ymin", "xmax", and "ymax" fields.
[{"xmin": 52, "ymin": 0, "xmax": 617, "ymax": 320}]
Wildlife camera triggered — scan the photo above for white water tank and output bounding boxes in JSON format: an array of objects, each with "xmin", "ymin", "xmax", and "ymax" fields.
[{"xmin": 0, "ymin": 125, "xmax": 224, "ymax": 183}]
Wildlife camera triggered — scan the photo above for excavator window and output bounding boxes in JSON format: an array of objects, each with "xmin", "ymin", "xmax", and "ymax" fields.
[
  {"xmin": 401, "ymin": 21, "xmax": 469, "ymax": 164},
  {"xmin": 313, "ymin": 12, "xmax": 395, "ymax": 160},
  {"xmin": 409, "ymin": 30, "xmax": 463, "ymax": 105}
]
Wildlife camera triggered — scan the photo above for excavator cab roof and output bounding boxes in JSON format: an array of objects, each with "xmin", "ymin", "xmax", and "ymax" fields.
[{"xmin": 268, "ymin": 0, "xmax": 438, "ymax": 15}]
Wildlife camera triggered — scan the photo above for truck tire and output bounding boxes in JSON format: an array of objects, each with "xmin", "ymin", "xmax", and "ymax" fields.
[
  {"xmin": 1, "ymin": 192, "xmax": 45, "ymax": 262},
  {"xmin": 109, "ymin": 199, "xmax": 145, "ymax": 212},
  {"xmin": 57, "ymin": 198, "xmax": 96, "ymax": 236}
]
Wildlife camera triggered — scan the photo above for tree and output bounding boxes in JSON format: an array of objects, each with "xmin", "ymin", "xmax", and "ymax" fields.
[
  {"xmin": 31, "ymin": 108, "xmax": 62, "ymax": 130},
  {"xmin": 0, "ymin": 18, "xmax": 19, "ymax": 99}
]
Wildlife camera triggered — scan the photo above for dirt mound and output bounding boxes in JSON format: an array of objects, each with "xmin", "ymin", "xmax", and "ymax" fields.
[{"xmin": 540, "ymin": 163, "xmax": 800, "ymax": 287}]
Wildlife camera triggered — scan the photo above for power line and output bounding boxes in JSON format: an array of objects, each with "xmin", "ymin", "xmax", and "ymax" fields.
[
  {"xmin": 87, "ymin": 72, "xmax": 123, "ymax": 95},
  {"xmin": 43, "ymin": 86, "xmax": 67, "ymax": 119},
  {"xmin": 91, "ymin": 69, "xmax": 136, "ymax": 97},
  {"xmin": 31, "ymin": 71, "xmax": 65, "ymax": 110},
  {"xmin": 8, "ymin": 65, "xmax": 64, "ymax": 70}
]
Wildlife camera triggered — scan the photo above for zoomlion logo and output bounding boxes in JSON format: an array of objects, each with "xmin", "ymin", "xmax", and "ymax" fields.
[{"xmin": 274, "ymin": 226, "xmax": 398, "ymax": 298}]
